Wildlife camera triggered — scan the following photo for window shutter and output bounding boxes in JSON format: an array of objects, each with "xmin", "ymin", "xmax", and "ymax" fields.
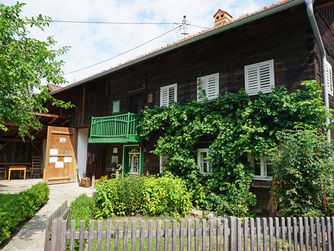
[
  {"xmin": 326, "ymin": 61, "xmax": 333, "ymax": 96},
  {"xmin": 197, "ymin": 73, "xmax": 219, "ymax": 101},
  {"xmin": 160, "ymin": 84, "xmax": 177, "ymax": 107},
  {"xmin": 207, "ymin": 73, "xmax": 219, "ymax": 100},
  {"xmin": 245, "ymin": 59, "xmax": 275, "ymax": 96}
]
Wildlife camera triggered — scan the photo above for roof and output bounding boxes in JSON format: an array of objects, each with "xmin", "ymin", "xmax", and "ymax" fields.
[
  {"xmin": 47, "ymin": 83, "xmax": 62, "ymax": 92},
  {"xmin": 51, "ymin": 0, "xmax": 304, "ymax": 95}
]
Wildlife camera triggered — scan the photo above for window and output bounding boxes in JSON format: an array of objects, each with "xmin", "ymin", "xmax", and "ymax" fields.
[
  {"xmin": 326, "ymin": 60, "xmax": 333, "ymax": 96},
  {"xmin": 112, "ymin": 99, "xmax": 120, "ymax": 114},
  {"xmin": 197, "ymin": 148, "xmax": 212, "ymax": 174},
  {"xmin": 247, "ymin": 152, "xmax": 273, "ymax": 180},
  {"xmin": 245, "ymin": 59, "xmax": 275, "ymax": 96},
  {"xmin": 160, "ymin": 83, "xmax": 177, "ymax": 107},
  {"xmin": 197, "ymin": 73, "xmax": 219, "ymax": 101},
  {"xmin": 159, "ymin": 154, "xmax": 170, "ymax": 173}
]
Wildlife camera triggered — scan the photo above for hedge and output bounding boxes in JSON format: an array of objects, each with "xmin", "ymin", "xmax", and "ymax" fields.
[{"xmin": 0, "ymin": 183, "xmax": 49, "ymax": 245}]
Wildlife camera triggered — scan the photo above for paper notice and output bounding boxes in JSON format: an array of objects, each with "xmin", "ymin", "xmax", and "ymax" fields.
[
  {"xmin": 64, "ymin": 157, "xmax": 72, "ymax": 163},
  {"xmin": 55, "ymin": 162, "xmax": 64, "ymax": 168},
  {"xmin": 49, "ymin": 149, "xmax": 58, "ymax": 155},
  {"xmin": 49, "ymin": 157, "xmax": 57, "ymax": 163},
  {"xmin": 60, "ymin": 138, "xmax": 66, "ymax": 143}
]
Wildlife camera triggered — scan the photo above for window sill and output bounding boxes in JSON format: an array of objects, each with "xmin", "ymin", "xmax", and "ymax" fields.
[{"xmin": 253, "ymin": 176, "xmax": 273, "ymax": 181}]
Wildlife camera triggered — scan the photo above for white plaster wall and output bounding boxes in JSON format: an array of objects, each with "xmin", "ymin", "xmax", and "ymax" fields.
[{"xmin": 77, "ymin": 128, "xmax": 89, "ymax": 182}]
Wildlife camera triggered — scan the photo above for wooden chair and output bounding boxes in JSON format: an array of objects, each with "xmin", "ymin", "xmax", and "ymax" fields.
[{"xmin": 31, "ymin": 156, "xmax": 43, "ymax": 178}]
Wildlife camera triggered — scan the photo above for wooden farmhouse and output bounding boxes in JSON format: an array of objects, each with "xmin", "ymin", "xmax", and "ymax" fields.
[{"xmin": 1, "ymin": 0, "xmax": 333, "ymax": 204}]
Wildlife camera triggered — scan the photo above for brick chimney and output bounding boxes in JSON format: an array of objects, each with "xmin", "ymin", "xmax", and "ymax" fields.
[{"xmin": 213, "ymin": 9, "xmax": 232, "ymax": 26}]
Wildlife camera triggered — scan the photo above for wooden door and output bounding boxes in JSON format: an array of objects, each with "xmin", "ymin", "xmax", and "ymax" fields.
[{"xmin": 44, "ymin": 126, "xmax": 76, "ymax": 184}]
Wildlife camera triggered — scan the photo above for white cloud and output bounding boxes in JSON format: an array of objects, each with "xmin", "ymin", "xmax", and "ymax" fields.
[{"xmin": 7, "ymin": 0, "xmax": 276, "ymax": 84}]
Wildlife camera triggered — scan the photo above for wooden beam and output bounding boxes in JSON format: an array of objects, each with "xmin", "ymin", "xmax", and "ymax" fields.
[
  {"xmin": 31, "ymin": 112, "xmax": 69, "ymax": 119},
  {"xmin": 314, "ymin": 1, "xmax": 334, "ymax": 10},
  {"xmin": 47, "ymin": 117, "xmax": 57, "ymax": 125},
  {"xmin": 60, "ymin": 119, "xmax": 70, "ymax": 126}
]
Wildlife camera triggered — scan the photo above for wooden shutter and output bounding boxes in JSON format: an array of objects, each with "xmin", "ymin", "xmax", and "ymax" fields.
[
  {"xmin": 245, "ymin": 59, "xmax": 275, "ymax": 96},
  {"xmin": 197, "ymin": 73, "xmax": 219, "ymax": 101},
  {"xmin": 160, "ymin": 84, "xmax": 177, "ymax": 107},
  {"xmin": 326, "ymin": 61, "xmax": 333, "ymax": 96}
]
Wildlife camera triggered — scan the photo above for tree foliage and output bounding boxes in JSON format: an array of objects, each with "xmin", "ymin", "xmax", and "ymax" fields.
[
  {"xmin": 0, "ymin": 2, "xmax": 73, "ymax": 138},
  {"xmin": 138, "ymin": 81, "xmax": 330, "ymax": 217}
]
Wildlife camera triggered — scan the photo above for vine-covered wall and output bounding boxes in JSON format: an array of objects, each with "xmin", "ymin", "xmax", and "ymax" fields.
[{"xmin": 138, "ymin": 81, "xmax": 330, "ymax": 217}]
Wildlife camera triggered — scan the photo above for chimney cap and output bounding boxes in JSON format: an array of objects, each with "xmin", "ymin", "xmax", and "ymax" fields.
[{"xmin": 213, "ymin": 9, "xmax": 232, "ymax": 18}]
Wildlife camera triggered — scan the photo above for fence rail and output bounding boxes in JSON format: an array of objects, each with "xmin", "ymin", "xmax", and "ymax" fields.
[{"xmin": 47, "ymin": 216, "xmax": 334, "ymax": 251}]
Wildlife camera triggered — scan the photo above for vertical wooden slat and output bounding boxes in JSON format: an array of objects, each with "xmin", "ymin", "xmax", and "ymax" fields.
[
  {"xmin": 156, "ymin": 220, "xmax": 161, "ymax": 251},
  {"xmin": 106, "ymin": 220, "xmax": 111, "ymax": 251},
  {"xmin": 217, "ymin": 218, "xmax": 222, "ymax": 251},
  {"xmin": 172, "ymin": 220, "xmax": 177, "ymax": 251},
  {"xmin": 224, "ymin": 218, "xmax": 228, "ymax": 251},
  {"xmin": 321, "ymin": 217, "xmax": 326, "ymax": 251},
  {"xmin": 115, "ymin": 221, "xmax": 120, "ymax": 251},
  {"xmin": 140, "ymin": 220, "xmax": 145, "ymax": 251},
  {"xmin": 256, "ymin": 218, "xmax": 261, "ymax": 251},
  {"xmin": 202, "ymin": 219, "xmax": 207, "ymax": 251},
  {"xmin": 316, "ymin": 217, "xmax": 321, "ymax": 250},
  {"xmin": 230, "ymin": 217, "xmax": 237, "ymax": 251},
  {"xmin": 327, "ymin": 217, "xmax": 332, "ymax": 251},
  {"xmin": 69, "ymin": 220, "xmax": 76, "ymax": 251},
  {"xmin": 269, "ymin": 217, "xmax": 274, "ymax": 251},
  {"xmin": 263, "ymin": 218, "xmax": 268, "ymax": 251},
  {"xmin": 236, "ymin": 218, "xmax": 241, "ymax": 251},
  {"xmin": 148, "ymin": 220, "xmax": 153, "ymax": 251},
  {"xmin": 293, "ymin": 217, "xmax": 298, "ymax": 251},
  {"xmin": 79, "ymin": 220, "xmax": 85, "ymax": 251},
  {"xmin": 180, "ymin": 220, "xmax": 185, "ymax": 251},
  {"xmin": 286, "ymin": 217, "xmax": 292, "ymax": 251},
  {"xmin": 209, "ymin": 219, "xmax": 214, "ymax": 251},
  {"xmin": 281, "ymin": 218, "xmax": 285, "ymax": 251},
  {"xmin": 310, "ymin": 217, "xmax": 315, "ymax": 251},
  {"xmin": 97, "ymin": 220, "xmax": 103, "ymax": 251},
  {"xmin": 304, "ymin": 217, "xmax": 309, "ymax": 251},
  {"xmin": 187, "ymin": 219, "xmax": 192, "ymax": 251},
  {"xmin": 123, "ymin": 220, "xmax": 128, "ymax": 251},
  {"xmin": 88, "ymin": 220, "xmax": 94, "ymax": 251},
  {"xmin": 275, "ymin": 217, "xmax": 280, "ymax": 251},
  {"xmin": 244, "ymin": 218, "xmax": 249, "ymax": 251},
  {"xmin": 164, "ymin": 220, "xmax": 169, "ymax": 251},
  {"xmin": 299, "ymin": 217, "xmax": 303, "ymax": 250},
  {"xmin": 131, "ymin": 221, "xmax": 137, "ymax": 251},
  {"xmin": 195, "ymin": 219, "xmax": 200, "ymax": 251},
  {"xmin": 250, "ymin": 218, "xmax": 255, "ymax": 251}
]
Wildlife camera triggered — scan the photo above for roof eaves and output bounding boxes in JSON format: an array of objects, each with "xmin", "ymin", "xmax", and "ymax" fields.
[{"xmin": 51, "ymin": 0, "xmax": 304, "ymax": 95}]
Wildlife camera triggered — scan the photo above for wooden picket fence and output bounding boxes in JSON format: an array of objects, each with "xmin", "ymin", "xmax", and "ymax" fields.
[{"xmin": 46, "ymin": 215, "xmax": 334, "ymax": 251}]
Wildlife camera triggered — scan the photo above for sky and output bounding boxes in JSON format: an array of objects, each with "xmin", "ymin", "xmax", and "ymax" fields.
[{"xmin": 1, "ymin": 0, "xmax": 280, "ymax": 85}]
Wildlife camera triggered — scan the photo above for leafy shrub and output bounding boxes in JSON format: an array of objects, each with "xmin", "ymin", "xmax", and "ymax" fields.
[
  {"xmin": 70, "ymin": 194, "xmax": 95, "ymax": 224},
  {"xmin": 0, "ymin": 183, "xmax": 49, "ymax": 245},
  {"xmin": 271, "ymin": 127, "xmax": 334, "ymax": 217},
  {"xmin": 94, "ymin": 174, "xmax": 192, "ymax": 218}
]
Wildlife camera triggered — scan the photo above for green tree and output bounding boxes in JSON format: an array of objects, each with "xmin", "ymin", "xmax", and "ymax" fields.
[{"xmin": 0, "ymin": 2, "xmax": 73, "ymax": 138}]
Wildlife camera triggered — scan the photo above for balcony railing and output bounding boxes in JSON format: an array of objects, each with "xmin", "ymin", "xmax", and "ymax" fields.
[{"xmin": 88, "ymin": 113, "xmax": 142, "ymax": 143}]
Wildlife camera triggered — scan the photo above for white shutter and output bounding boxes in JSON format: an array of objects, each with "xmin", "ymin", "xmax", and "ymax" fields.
[
  {"xmin": 160, "ymin": 83, "xmax": 177, "ymax": 107},
  {"xmin": 197, "ymin": 73, "xmax": 219, "ymax": 101},
  {"xmin": 207, "ymin": 73, "xmax": 219, "ymax": 100},
  {"xmin": 326, "ymin": 60, "xmax": 333, "ymax": 96},
  {"xmin": 245, "ymin": 59, "xmax": 275, "ymax": 96}
]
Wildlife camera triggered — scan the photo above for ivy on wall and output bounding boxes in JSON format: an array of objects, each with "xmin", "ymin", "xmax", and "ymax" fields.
[{"xmin": 138, "ymin": 81, "xmax": 330, "ymax": 217}]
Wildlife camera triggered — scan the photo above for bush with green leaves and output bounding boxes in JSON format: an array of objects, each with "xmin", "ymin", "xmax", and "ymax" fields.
[
  {"xmin": 270, "ymin": 127, "xmax": 334, "ymax": 217},
  {"xmin": 94, "ymin": 174, "xmax": 192, "ymax": 218},
  {"xmin": 138, "ymin": 80, "xmax": 331, "ymax": 217},
  {"xmin": 0, "ymin": 183, "xmax": 49, "ymax": 245}
]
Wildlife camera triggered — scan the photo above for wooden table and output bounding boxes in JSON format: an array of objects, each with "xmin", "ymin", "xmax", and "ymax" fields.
[{"xmin": 4, "ymin": 166, "xmax": 27, "ymax": 180}]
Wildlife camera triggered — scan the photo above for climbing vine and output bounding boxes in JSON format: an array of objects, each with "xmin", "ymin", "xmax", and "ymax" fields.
[{"xmin": 138, "ymin": 81, "xmax": 331, "ymax": 217}]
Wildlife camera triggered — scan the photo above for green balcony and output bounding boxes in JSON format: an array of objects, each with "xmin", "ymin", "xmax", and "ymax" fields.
[{"xmin": 88, "ymin": 113, "xmax": 142, "ymax": 143}]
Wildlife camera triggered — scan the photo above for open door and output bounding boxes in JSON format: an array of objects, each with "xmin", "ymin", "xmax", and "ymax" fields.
[{"xmin": 44, "ymin": 126, "xmax": 76, "ymax": 184}]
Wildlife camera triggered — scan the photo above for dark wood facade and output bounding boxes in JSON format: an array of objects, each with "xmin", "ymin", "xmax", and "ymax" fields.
[{"xmin": 51, "ymin": 0, "xmax": 334, "ymax": 179}]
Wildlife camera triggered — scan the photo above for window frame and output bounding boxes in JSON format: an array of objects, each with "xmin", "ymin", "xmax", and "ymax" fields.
[
  {"xmin": 197, "ymin": 73, "xmax": 219, "ymax": 101},
  {"xmin": 244, "ymin": 59, "xmax": 275, "ymax": 96},
  {"xmin": 159, "ymin": 154, "xmax": 170, "ymax": 173},
  {"xmin": 112, "ymin": 99, "xmax": 120, "ymax": 114},
  {"xmin": 326, "ymin": 60, "xmax": 333, "ymax": 96},
  {"xmin": 160, "ymin": 83, "xmax": 177, "ymax": 107},
  {"xmin": 197, "ymin": 148, "xmax": 212, "ymax": 174},
  {"xmin": 247, "ymin": 152, "xmax": 273, "ymax": 181}
]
